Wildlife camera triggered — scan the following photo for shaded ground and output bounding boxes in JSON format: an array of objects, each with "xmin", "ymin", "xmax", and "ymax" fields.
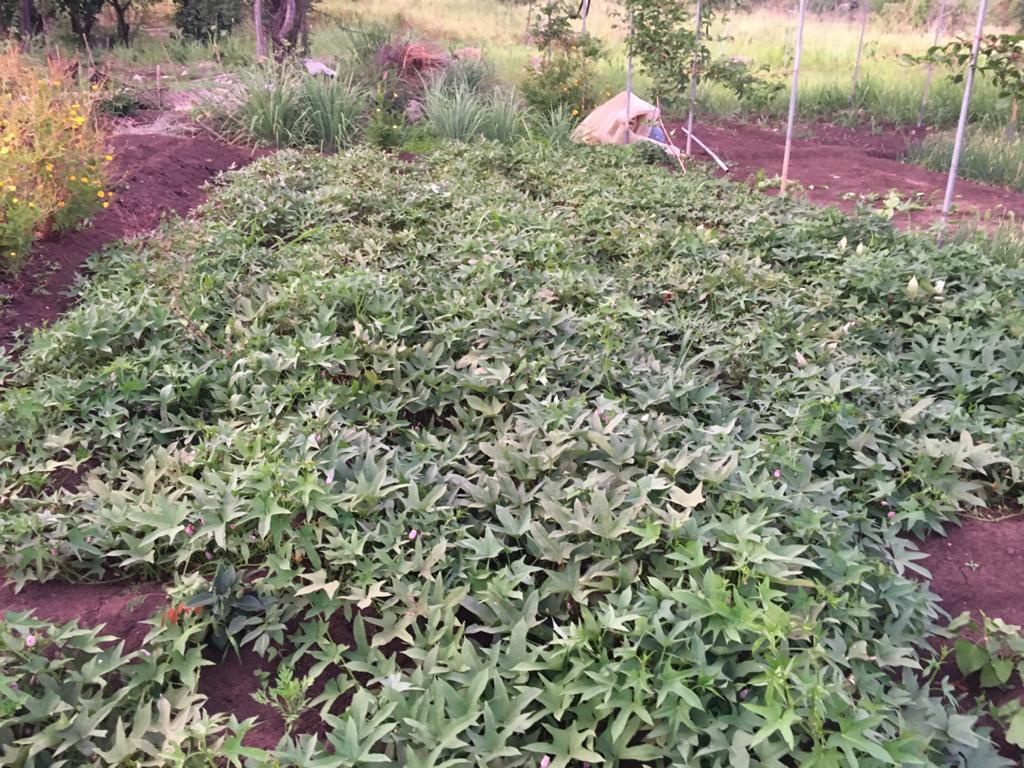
[
  {"xmin": 670, "ymin": 118, "xmax": 1024, "ymax": 229},
  {"xmin": 0, "ymin": 131, "xmax": 260, "ymax": 347}
]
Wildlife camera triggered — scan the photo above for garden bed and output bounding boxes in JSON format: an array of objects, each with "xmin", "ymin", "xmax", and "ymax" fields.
[{"xmin": 2, "ymin": 142, "xmax": 1023, "ymax": 765}]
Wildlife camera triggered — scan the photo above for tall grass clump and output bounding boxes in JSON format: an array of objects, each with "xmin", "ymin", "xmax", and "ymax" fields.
[
  {"xmin": 906, "ymin": 128, "xmax": 1024, "ymax": 191},
  {"xmin": 0, "ymin": 48, "xmax": 112, "ymax": 271},
  {"xmin": 529, "ymin": 104, "xmax": 578, "ymax": 146},
  {"xmin": 479, "ymin": 88, "xmax": 528, "ymax": 142},
  {"xmin": 299, "ymin": 75, "xmax": 368, "ymax": 151},
  {"xmin": 225, "ymin": 63, "xmax": 305, "ymax": 147},
  {"xmin": 422, "ymin": 82, "xmax": 485, "ymax": 140}
]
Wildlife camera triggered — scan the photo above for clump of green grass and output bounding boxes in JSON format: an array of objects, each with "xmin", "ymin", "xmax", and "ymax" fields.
[
  {"xmin": 297, "ymin": 74, "xmax": 368, "ymax": 151},
  {"xmin": 214, "ymin": 63, "xmax": 367, "ymax": 149},
  {"xmin": 906, "ymin": 127, "xmax": 1024, "ymax": 191},
  {"xmin": 528, "ymin": 103, "xmax": 577, "ymax": 146},
  {"xmin": 421, "ymin": 81, "xmax": 485, "ymax": 140}
]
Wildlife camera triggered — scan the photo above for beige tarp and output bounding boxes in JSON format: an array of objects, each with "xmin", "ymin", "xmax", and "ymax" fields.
[{"xmin": 572, "ymin": 91, "xmax": 679, "ymax": 154}]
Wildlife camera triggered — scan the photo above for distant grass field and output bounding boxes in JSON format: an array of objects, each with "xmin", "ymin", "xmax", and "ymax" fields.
[{"xmin": 315, "ymin": 0, "xmax": 1008, "ymax": 129}]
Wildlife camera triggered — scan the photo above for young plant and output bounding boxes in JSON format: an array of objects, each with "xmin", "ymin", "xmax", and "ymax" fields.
[
  {"xmin": 185, "ymin": 563, "xmax": 275, "ymax": 653},
  {"xmin": 252, "ymin": 665, "xmax": 314, "ymax": 735}
]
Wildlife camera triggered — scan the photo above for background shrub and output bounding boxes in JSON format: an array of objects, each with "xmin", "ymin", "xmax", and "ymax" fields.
[
  {"xmin": 172, "ymin": 0, "xmax": 244, "ymax": 41},
  {"xmin": 0, "ymin": 49, "xmax": 111, "ymax": 271}
]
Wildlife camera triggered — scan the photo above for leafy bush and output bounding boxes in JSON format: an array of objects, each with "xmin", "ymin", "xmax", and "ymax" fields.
[
  {"xmin": 2, "ymin": 143, "xmax": 1023, "ymax": 765},
  {"xmin": 0, "ymin": 49, "xmax": 111, "ymax": 271},
  {"xmin": 172, "ymin": 0, "xmax": 244, "ymax": 40},
  {"xmin": 522, "ymin": 2, "xmax": 600, "ymax": 113}
]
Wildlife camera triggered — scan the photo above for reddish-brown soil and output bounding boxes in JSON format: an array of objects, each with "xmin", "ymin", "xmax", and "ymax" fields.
[
  {"xmin": 670, "ymin": 118, "xmax": 1024, "ymax": 229},
  {"xmin": 918, "ymin": 513, "xmax": 1024, "ymax": 757},
  {"xmin": 0, "ymin": 132, "xmax": 261, "ymax": 347},
  {"xmin": 0, "ymin": 579, "xmax": 164, "ymax": 651}
]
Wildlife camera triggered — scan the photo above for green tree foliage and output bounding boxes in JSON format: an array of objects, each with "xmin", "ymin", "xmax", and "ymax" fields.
[
  {"xmin": 522, "ymin": 1, "xmax": 601, "ymax": 113},
  {"xmin": 622, "ymin": 0, "xmax": 779, "ymax": 107},
  {"xmin": 173, "ymin": 0, "xmax": 243, "ymax": 40}
]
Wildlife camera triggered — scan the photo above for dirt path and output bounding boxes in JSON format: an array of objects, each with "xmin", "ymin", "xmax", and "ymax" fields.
[
  {"xmin": 0, "ymin": 132, "xmax": 261, "ymax": 347},
  {"xmin": 669, "ymin": 118, "xmax": 1024, "ymax": 229}
]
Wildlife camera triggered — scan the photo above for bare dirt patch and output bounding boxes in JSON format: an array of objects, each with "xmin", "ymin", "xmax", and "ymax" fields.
[
  {"xmin": 919, "ymin": 513, "xmax": 1024, "ymax": 758},
  {"xmin": 0, "ymin": 131, "xmax": 261, "ymax": 347},
  {"xmin": 671, "ymin": 118, "xmax": 1024, "ymax": 229}
]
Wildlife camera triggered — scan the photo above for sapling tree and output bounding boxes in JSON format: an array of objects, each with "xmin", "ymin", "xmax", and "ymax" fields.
[
  {"xmin": 918, "ymin": 33, "xmax": 1024, "ymax": 135},
  {"xmin": 523, "ymin": 1, "xmax": 602, "ymax": 112},
  {"xmin": 621, "ymin": 0, "xmax": 779, "ymax": 109}
]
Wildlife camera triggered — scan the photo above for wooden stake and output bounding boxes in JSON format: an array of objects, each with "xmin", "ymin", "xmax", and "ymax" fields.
[
  {"xmin": 918, "ymin": 0, "xmax": 948, "ymax": 128},
  {"xmin": 850, "ymin": 0, "xmax": 869, "ymax": 105},
  {"xmin": 780, "ymin": 0, "xmax": 807, "ymax": 195},
  {"xmin": 685, "ymin": 0, "xmax": 703, "ymax": 156},
  {"xmin": 940, "ymin": 0, "xmax": 989, "ymax": 236},
  {"xmin": 625, "ymin": 9, "xmax": 633, "ymax": 145}
]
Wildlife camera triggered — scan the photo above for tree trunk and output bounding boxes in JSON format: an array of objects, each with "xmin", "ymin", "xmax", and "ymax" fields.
[
  {"xmin": 254, "ymin": 0, "xmax": 268, "ymax": 58},
  {"xmin": 116, "ymin": 9, "xmax": 129, "ymax": 44},
  {"xmin": 1008, "ymin": 97, "xmax": 1019, "ymax": 139},
  {"xmin": 271, "ymin": 0, "xmax": 297, "ymax": 59},
  {"xmin": 18, "ymin": 0, "xmax": 38, "ymax": 39}
]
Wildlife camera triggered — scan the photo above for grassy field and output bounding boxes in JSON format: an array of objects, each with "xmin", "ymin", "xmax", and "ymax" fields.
[{"xmin": 315, "ymin": 1, "xmax": 1007, "ymax": 128}]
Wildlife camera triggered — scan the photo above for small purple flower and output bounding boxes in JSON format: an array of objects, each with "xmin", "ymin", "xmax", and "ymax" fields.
[
  {"xmin": 881, "ymin": 500, "xmax": 889, "ymax": 507},
  {"xmin": 10, "ymin": 682, "xmax": 17, "ymax": 689},
  {"xmin": 887, "ymin": 510, "xmax": 895, "ymax": 520},
  {"xmin": 539, "ymin": 757, "xmax": 551, "ymax": 768},
  {"xmin": 739, "ymin": 687, "xmax": 749, "ymax": 700},
  {"xmin": 24, "ymin": 634, "xmax": 36, "ymax": 648},
  {"xmin": 772, "ymin": 469, "xmax": 782, "ymax": 479},
  {"xmin": 205, "ymin": 552, "xmax": 213, "ymax": 560},
  {"xmin": 325, "ymin": 467, "xmax": 336, "ymax": 485},
  {"xmin": 184, "ymin": 524, "xmax": 195, "ymax": 536},
  {"xmin": 408, "ymin": 529, "xmax": 418, "ymax": 540}
]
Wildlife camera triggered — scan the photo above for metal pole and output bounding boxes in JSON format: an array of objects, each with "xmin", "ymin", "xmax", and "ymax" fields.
[
  {"xmin": 850, "ymin": 0, "xmax": 869, "ymax": 105},
  {"xmin": 939, "ymin": 0, "xmax": 989, "ymax": 234},
  {"xmin": 918, "ymin": 0, "xmax": 948, "ymax": 128},
  {"xmin": 626, "ymin": 10, "xmax": 633, "ymax": 145},
  {"xmin": 781, "ymin": 0, "xmax": 807, "ymax": 195},
  {"xmin": 685, "ymin": 0, "xmax": 704, "ymax": 156}
]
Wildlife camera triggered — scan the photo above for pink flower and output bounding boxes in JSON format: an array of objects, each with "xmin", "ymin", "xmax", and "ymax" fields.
[
  {"xmin": 539, "ymin": 757, "xmax": 551, "ymax": 768},
  {"xmin": 24, "ymin": 634, "xmax": 36, "ymax": 648},
  {"xmin": 772, "ymin": 469, "xmax": 782, "ymax": 479},
  {"xmin": 184, "ymin": 524, "xmax": 195, "ymax": 536},
  {"xmin": 408, "ymin": 529, "xmax": 418, "ymax": 540},
  {"xmin": 887, "ymin": 510, "xmax": 895, "ymax": 520}
]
